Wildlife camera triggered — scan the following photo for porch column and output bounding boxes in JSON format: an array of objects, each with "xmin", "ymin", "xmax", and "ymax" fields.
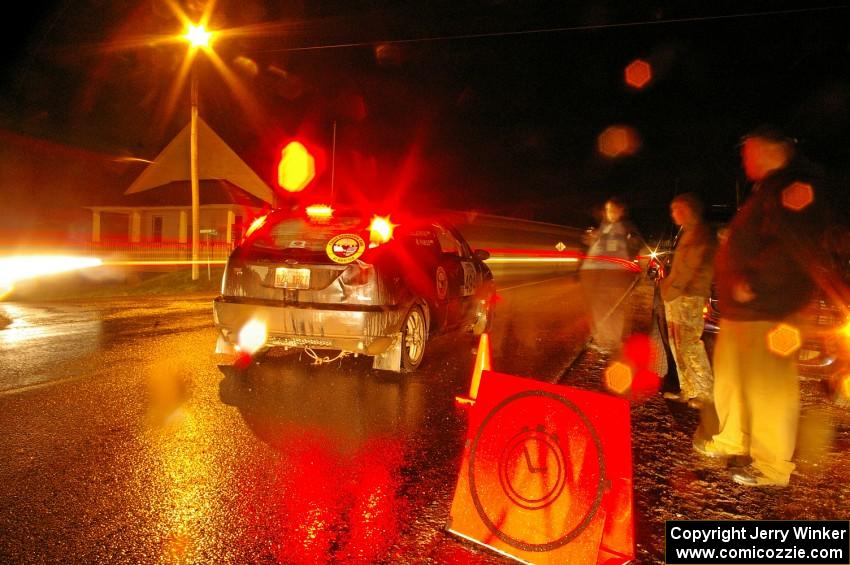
[
  {"xmin": 226, "ymin": 210, "xmax": 236, "ymax": 245},
  {"xmin": 91, "ymin": 210, "xmax": 101, "ymax": 243},
  {"xmin": 178, "ymin": 210, "xmax": 188, "ymax": 244},
  {"xmin": 130, "ymin": 211, "xmax": 141, "ymax": 243}
]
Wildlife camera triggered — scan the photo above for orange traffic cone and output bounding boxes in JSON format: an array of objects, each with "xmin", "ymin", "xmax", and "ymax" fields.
[{"xmin": 456, "ymin": 333, "xmax": 491, "ymax": 406}]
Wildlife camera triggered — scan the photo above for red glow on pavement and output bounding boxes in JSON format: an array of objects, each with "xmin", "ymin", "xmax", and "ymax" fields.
[
  {"xmin": 767, "ymin": 323, "xmax": 802, "ymax": 357},
  {"xmin": 597, "ymin": 125, "xmax": 641, "ymax": 158},
  {"xmin": 782, "ymin": 181, "xmax": 814, "ymax": 211},
  {"xmin": 340, "ymin": 440, "xmax": 405, "ymax": 563},
  {"xmin": 270, "ymin": 440, "xmax": 346, "ymax": 564},
  {"xmin": 619, "ymin": 334, "xmax": 662, "ymax": 402},
  {"xmin": 625, "ymin": 59, "xmax": 652, "ymax": 89},
  {"xmin": 246, "ymin": 435, "xmax": 405, "ymax": 564}
]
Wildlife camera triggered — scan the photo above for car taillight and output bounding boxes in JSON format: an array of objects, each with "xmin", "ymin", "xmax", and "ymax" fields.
[
  {"xmin": 306, "ymin": 204, "xmax": 334, "ymax": 222},
  {"xmin": 341, "ymin": 262, "xmax": 371, "ymax": 286},
  {"xmin": 369, "ymin": 215, "xmax": 397, "ymax": 247}
]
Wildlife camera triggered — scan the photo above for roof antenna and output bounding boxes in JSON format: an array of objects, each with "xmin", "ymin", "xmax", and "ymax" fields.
[{"xmin": 330, "ymin": 120, "xmax": 337, "ymax": 204}]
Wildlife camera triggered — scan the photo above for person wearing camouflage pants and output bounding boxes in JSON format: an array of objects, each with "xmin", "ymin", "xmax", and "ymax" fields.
[{"xmin": 660, "ymin": 193, "xmax": 716, "ymax": 406}]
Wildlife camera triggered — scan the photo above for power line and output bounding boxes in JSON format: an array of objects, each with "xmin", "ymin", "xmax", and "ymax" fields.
[{"xmin": 258, "ymin": 4, "xmax": 850, "ymax": 53}]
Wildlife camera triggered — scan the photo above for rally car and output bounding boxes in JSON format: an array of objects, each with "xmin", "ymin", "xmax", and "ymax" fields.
[{"xmin": 213, "ymin": 205, "xmax": 495, "ymax": 372}]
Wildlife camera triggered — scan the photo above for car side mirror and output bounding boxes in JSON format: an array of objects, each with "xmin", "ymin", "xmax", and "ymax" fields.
[{"xmin": 474, "ymin": 249, "xmax": 490, "ymax": 261}]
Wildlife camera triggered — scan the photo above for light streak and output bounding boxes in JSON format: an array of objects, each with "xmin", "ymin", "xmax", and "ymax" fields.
[{"xmin": 0, "ymin": 256, "xmax": 103, "ymax": 297}]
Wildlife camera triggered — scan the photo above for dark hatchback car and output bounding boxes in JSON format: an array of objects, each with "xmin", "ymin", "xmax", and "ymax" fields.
[{"xmin": 213, "ymin": 206, "xmax": 495, "ymax": 372}]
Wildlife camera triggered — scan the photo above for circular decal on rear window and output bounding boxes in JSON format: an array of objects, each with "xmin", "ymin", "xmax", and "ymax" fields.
[{"xmin": 326, "ymin": 234, "xmax": 366, "ymax": 264}]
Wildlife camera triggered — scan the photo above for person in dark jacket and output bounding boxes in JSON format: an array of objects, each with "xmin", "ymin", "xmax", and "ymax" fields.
[
  {"xmin": 580, "ymin": 197, "xmax": 643, "ymax": 353},
  {"xmin": 694, "ymin": 126, "xmax": 828, "ymax": 487},
  {"xmin": 661, "ymin": 193, "xmax": 716, "ymax": 408}
]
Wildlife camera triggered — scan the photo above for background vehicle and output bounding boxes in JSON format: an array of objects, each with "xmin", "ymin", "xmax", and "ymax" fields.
[
  {"xmin": 701, "ymin": 224, "xmax": 850, "ymax": 403},
  {"xmin": 213, "ymin": 206, "xmax": 495, "ymax": 372}
]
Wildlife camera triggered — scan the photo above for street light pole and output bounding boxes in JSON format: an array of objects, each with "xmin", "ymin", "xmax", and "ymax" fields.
[
  {"xmin": 184, "ymin": 23, "xmax": 211, "ymax": 281},
  {"xmin": 190, "ymin": 67, "xmax": 200, "ymax": 281}
]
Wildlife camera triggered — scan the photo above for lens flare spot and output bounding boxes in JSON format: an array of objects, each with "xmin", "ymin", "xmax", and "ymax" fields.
[
  {"xmin": 238, "ymin": 319, "xmax": 268, "ymax": 355},
  {"xmin": 369, "ymin": 215, "xmax": 397, "ymax": 245},
  {"xmin": 278, "ymin": 141, "xmax": 316, "ymax": 192},
  {"xmin": 605, "ymin": 361, "xmax": 633, "ymax": 395},
  {"xmin": 767, "ymin": 323, "xmax": 801, "ymax": 357},
  {"xmin": 782, "ymin": 181, "xmax": 814, "ymax": 211},
  {"xmin": 625, "ymin": 59, "xmax": 652, "ymax": 89},
  {"xmin": 597, "ymin": 125, "xmax": 641, "ymax": 158}
]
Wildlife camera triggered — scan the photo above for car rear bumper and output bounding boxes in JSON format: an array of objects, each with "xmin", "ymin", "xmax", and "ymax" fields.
[{"xmin": 213, "ymin": 296, "xmax": 406, "ymax": 355}]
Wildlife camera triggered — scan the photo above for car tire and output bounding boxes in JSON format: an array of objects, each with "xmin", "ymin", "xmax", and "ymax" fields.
[{"xmin": 401, "ymin": 305, "xmax": 427, "ymax": 372}]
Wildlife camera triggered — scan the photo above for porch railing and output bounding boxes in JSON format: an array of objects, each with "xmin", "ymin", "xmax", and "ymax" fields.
[{"xmin": 81, "ymin": 241, "xmax": 235, "ymax": 262}]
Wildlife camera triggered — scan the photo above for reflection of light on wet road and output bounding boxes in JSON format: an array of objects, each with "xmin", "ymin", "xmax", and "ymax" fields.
[
  {"xmin": 143, "ymin": 409, "xmax": 226, "ymax": 563},
  {"xmin": 0, "ymin": 303, "xmax": 102, "ymax": 392},
  {"xmin": 0, "ymin": 303, "xmax": 100, "ymax": 345}
]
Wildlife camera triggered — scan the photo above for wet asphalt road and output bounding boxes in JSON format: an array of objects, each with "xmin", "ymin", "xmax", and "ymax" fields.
[
  {"xmin": 4, "ymin": 276, "xmax": 848, "ymax": 564},
  {"xmin": 0, "ymin": 273, "xmax": 590, "ymax": 564}
]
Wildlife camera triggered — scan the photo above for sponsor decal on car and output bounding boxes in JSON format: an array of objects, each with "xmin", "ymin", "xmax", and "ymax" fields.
[
  {"xmin": 461, "ymin": 261, "xmax": 479, "ymax": 297},
  {"xmin": 326, "ymin": 234, "xmax": 366, "ymax": 264},
  {"xmin": 436, "ymin": 266, "xmax": 449, "ymax": 300}
]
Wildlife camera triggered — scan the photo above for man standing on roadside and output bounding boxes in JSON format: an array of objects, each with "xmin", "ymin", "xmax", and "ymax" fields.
[
  {"xmin": 694, "ymin": 126, "xmax": 828, "ymax": 487},
  {"xmin": 661, "ymin": 193, "xmax": 716, "ymax": 409}
]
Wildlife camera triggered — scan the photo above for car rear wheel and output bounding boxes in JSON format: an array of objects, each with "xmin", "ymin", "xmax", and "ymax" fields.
[
  {"xmin": 471, "ymin": 298, "xmax": 493, "ymax": 336},
  {"xmin": 401, "ymin": 305, "xmax": 427, "ymax": 371}
]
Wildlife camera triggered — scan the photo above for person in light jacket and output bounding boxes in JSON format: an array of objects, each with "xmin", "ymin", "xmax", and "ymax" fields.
[{"xmin": 580, "ymin": 197, "xmax": 643, "ymax": 353}]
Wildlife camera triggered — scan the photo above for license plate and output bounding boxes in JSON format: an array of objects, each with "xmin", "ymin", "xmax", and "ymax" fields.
[{"xmin": 274, "ymin": 267, "xmax": 310, "ymax": 289}]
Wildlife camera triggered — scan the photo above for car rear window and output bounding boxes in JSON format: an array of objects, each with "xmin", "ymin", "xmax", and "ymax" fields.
[{"xmin": 250, "ymin": 215, "xmax": 366, "ymax": 251}]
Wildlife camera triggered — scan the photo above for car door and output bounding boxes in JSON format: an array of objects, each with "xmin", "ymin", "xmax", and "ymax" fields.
[{"xmin": 434, "ymin": 223, "xmax": 476, "ymax": 329}]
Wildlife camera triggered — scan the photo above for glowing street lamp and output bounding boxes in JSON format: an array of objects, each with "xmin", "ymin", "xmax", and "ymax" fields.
[
  {"xmin": 185, "ymin": 24, "xmax": 211, "ymax": 48},
  {"xmin": 182, "ymin": 22, "xmax": 214, "ymax": 280}
]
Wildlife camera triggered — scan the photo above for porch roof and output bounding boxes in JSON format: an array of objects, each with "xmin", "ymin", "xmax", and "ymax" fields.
[{"xmin": 125, "ymin": 117, "xmax": 275, "ymax": 204}]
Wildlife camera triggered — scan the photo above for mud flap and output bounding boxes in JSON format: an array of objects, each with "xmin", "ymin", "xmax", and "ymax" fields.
[
  {"xmin": 215, "ymin": 333, "xmax": 236, "ymax": 355},
  {"xmin": 372, "ymin": 333, "xmax": 402, "ymax": 372}
]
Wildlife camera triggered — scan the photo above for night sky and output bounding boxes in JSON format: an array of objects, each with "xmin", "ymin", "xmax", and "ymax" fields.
[{"xmin": 2, "ymin": 1, "xmax": 849, "ymax": 238}]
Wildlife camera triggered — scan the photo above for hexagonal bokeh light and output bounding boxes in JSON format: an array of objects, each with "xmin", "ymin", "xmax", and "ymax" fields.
[
  {"xmin": 767, "ymin": 323, "xmax": 802, "ymax": 357},
  {"xmin": 625, "ymin": 59, "xmax": 652, "ymax": 89},
  {"xmin": 597, "ymin": 125, "xmax": 640, "ymax": 158},
  {"xmin": 605, "ymin": 361, "xmax": 634, "ymax": 394},
  {"xmin": 781, "ymin": 181, "xmax": 814, "ymax": 211},
  {"xmin": 278, "ymin": 141, "xmax": 316, "ymax": 193}
]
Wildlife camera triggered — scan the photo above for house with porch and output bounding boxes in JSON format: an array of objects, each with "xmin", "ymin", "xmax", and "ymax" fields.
[{"xmin": 87, "ymin": 117, "xmax": 275, "ymax": 260}]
